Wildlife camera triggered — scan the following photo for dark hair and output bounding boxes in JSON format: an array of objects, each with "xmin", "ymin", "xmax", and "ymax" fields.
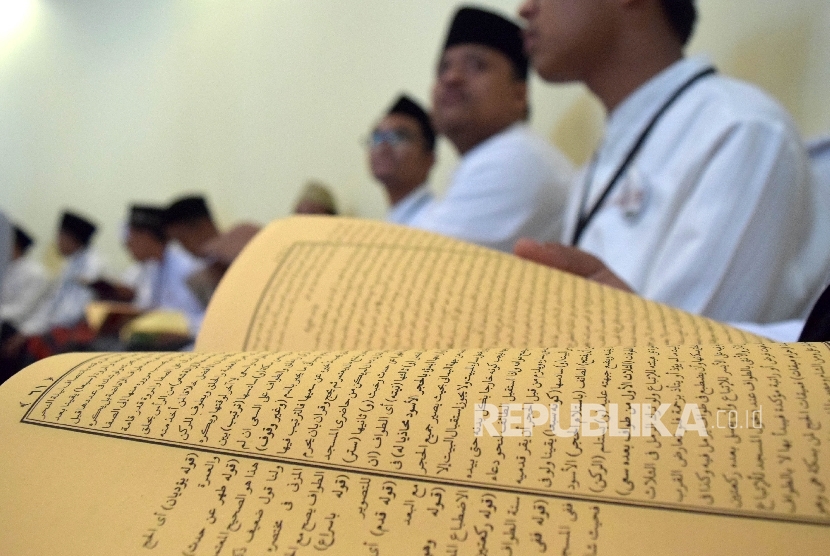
[
  {"xmin": 60, "ymin": 211, "xmax": 97, "ymax": 246},
  {"xmin": 442, "ymin": 6, "xmax": 529, "ymax": 81},
  {"xmin": 129, "ymin": 205, "xmax": 168, "ymax": 242},
  {"xmin": 165, "ymin": 195, "xmax": 212, "ymax": 226},
  {"xmin": 13, "ymin": 226, "xmax": 34, "ymax": 253},
  {"xmin": 660, "ymin": 0, "xmax": 697, "ymax": 46},
  {"xmin": 386, "ymin": 95, "xmax": 436, "ymax": 152}
]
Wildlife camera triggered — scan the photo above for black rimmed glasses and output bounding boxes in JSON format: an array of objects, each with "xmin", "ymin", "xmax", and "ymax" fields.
[{"xmin": 365, "ymin": 129, "xmax": 418, "ymax": 148}]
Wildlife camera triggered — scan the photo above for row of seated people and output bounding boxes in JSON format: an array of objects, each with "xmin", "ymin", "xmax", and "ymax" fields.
[
  {"xmin": 2, "ymin": 2, "xmax": 830, "ymax": 379},
  {"xmin": 365, "ymin": 4, "xmax": 830, "ymax": 342},
  {"xmin": 0, "ymin": 181, "xmax": 333, "ymax": 381},
  {"xmin": 0, "ymin": 199, "xmax": 251, "ymax": 381}
]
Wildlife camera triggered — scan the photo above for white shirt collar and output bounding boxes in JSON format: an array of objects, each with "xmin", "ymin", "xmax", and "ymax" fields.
[
  {"xmin": 601, "ymin": 56, "xmax": 715, "ymax": 170},
  {"xmin": 388, "ymin": 183, "xmax": 433, "ymax": 225},
  {"xmin": 463, "ymin": 121, "xmax": 525, "ymax": 160}
]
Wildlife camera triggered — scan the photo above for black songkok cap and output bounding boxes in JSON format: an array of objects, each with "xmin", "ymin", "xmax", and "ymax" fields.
[
  {"xmin": 60, "ymin": 211, "xmax": 97, "ymax": 246},
  {"xmin": 129, "ymin": 205, "xmax": 167, "ymax": 239},
  {"xmin": 443, "ymin": 6, "xmax": 529, "ymax": 80},
  {"xmin": 387, "ymin": 94, "xmax": 436, "ymax": 151},
  {"xmin": 13, "ymin": 225, "xmax": 34, "ymax": 253},
  {"xmin": 165, "ymin": 195, "xmax": 211, "ymax": 225}
]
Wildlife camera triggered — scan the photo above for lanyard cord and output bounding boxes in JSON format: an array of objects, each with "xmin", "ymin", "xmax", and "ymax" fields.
[
  {"xmin": 571, "ymin": 66, "xmax": 717, "ymax": 246},
  {"xmin": 403, "ymin": 190, "xmax": 432, "ymax": 219}
]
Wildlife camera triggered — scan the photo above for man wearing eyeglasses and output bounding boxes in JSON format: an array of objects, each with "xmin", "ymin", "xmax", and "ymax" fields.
[
  {"xmin": 368, "ymin": 95, "xmax": 437, "ymax": 227},
  {"xmin": 413, "ymin": 6, "xmax": 574, "ymax": 253}
]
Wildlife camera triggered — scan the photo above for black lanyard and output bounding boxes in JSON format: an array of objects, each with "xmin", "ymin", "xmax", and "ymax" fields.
[
  {"xmin": 571, "ymin": 66, "xmax": 717, "ymax": 246},
  {"xmin": 404, "ymin": 190, "xmax": 432, "ymax": 219}
]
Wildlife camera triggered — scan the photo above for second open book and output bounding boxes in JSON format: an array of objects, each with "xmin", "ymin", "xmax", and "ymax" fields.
[{"xmin": 0, "ymin": 216, "xmax": 827, "ymax": 555}]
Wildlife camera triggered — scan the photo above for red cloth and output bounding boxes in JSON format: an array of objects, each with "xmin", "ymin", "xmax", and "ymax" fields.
[{"xmin": 25, "ymin": 321, "xmax": 96, "ymax": 361}]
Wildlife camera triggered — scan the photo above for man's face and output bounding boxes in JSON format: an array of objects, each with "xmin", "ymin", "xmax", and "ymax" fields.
[
  {"xmin": 519, "ymin": 0, "xmax": 613, "ymax": 82},
  {"xmin": 165, "ymin": 223, "xmax": 202, "ymax": 257},
  {"xmin": 125, "ymin": 228, "xmax": 160, "ymax": 262},
  {"xmin": 431, "ymin": 44, "xmax": 527, "ymax": 150},
  {"xmin": 368, "ymin": 113, "xmax": 434, "ymax": 192},
  {"xmin": 57, "ymin": 230, "xmax": 82, "ymax": 257}
]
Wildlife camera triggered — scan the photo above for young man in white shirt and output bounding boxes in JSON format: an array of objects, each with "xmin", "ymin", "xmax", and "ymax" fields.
[
  {"xmin": 1, "ymin": 211, "xmax": 106, "ymax": 379},
  {"xmin": 23, "ymin": 211, "xmax": 106, "ymax": 335},
  {"xmin": 515, "ymin": 0, "xmax": 829, "ymax": 324},
  {"xmin": 122, "ymin": 205, "xmax": 206, "ymax": 336},
  {"xmin": 368, "ymin": 94, "xmax": 437, "ymax": 227},
  {"xmin": 0, "ymin": 226, "xmax": 50, "ymax": 334},
  {"xmin": 414, "ymin": 6, "xmax": 574, "ymax": 253}
]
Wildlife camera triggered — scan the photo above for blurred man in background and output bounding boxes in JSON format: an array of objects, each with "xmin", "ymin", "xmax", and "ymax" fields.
[
  {"xmin": 368, "ymin": 94, "xmax": 436, "ymax": 226},
  {"xmin": 0, "ymin": 225, "xmax": 50, "ymax": 336},
  {"xmin": 414, "ymin": 6, "xmax": 574, "ymax": 253}
]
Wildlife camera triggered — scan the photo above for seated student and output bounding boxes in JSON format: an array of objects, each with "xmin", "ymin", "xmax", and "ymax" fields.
[
  {"xmin": 119, "ymin": 205, "xmax": 206, "ymax": 336},
  {"xmin": 1, "ymin": 211, "xmax": 106, "ymax": 379},
  {"xmin": 516, "ymin": 0, "xmax": 830, "ymax": 323},
  {"xmin": 0, "ymin": 225, "xmax": 51, "ymax": 335},
  {"xmin": 164, "ymin": 194, "xmax": 260, "ymax": 306},
  {"xmin": 413, "ymin": 6, "xmax": 574, "ymax": 253},
  {"xmin": 164, "ymin": 195, "xmax": 222, "ymax": 258},
  {"xmin": 23, "ymin": 211, "xmax": 106, "ymax": 335},
  {"xmin": 367, "ymin": 95, "xmax": 436, "ymax": 226},
  {"xmin": 162, "ymin": 194, "xmax": 224, "ymax": 306}
]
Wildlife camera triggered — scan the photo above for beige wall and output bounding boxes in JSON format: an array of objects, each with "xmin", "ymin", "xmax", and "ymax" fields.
[{"xmin": 1, "ymin": 0, "xmax": 828, "ymax": 272}]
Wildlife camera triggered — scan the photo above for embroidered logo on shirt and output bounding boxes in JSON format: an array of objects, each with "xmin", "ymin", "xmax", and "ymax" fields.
[{"xmin": 613, "ymin": 168, "xmax": 650, "ymax": 220}]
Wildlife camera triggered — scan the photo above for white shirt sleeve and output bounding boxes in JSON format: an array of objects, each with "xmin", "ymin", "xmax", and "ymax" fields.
[
  {"xmin": 637, "ymin": 118, "xmax": 820, "ymax": 322},
  {"xmin": 572, "ymin": 60, "xmax": 829, "ymax": 323},
  {"xmin": 415, "ymin": 125, "xmax": 573, "ymax": 253}
]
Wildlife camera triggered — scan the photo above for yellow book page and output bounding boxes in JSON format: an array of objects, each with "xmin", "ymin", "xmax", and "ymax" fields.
[
  {"xmin": 1, "ymin": 343, "xmax": 827, "ymax": 554},
  {"xmin": 196, "ymin": 216, "xmax": 759, "ymax": 352}
]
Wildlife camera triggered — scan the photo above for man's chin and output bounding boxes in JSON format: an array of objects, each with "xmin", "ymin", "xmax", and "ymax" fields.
[
  {"xmin": 432, "ymin": 112, "xmax": 469, "ymax": 137},
  {"xmin": 531, "ymin": 58, "xmax": 569, "ymax": 83}
]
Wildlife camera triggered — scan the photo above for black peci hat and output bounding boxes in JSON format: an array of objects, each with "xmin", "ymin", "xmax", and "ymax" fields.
[
  {"xmin": 442, "ymin": 6, "xmax": 529, "ymax": 80},
  {"xmin": 129, "ymin": 205, "xmax": 167, "ymax": 240},
  {"xmin": 13, "ymin": 225, "xmax": 34, "ymax": 253},
  {"xmin": 387, "ymin": 94, "xmax": 436, "ymax": 151},
  {"xmin": 60, "ymin": 211, "xmax": 97, "ymax": 246},
  {"xmin": 165, "ymin": 195, "xmax": 212, "ymax": 225}
]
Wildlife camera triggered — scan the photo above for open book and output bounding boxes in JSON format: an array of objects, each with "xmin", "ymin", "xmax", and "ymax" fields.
[{"xmin": 0, "ymin": 216, "xmax": 827, "ymax": 555}]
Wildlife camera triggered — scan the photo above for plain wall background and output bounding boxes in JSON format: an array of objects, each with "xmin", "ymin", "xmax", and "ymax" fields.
[{"xmin": 1, "ymin": 0, "xmax": 828, "ymax": 273}]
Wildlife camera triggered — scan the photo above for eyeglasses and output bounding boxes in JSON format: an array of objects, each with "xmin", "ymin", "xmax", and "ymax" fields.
[{"xmin": 366, "ymin": 129, "xmax": 417, "ymax": 148}]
